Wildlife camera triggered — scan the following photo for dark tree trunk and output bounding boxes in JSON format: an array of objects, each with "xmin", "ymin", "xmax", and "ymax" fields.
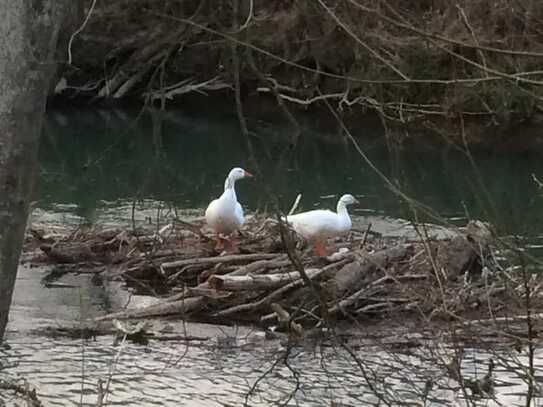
[{"xmin": 0, "ymin": 0, "xmax": 69, "ymax": 342}]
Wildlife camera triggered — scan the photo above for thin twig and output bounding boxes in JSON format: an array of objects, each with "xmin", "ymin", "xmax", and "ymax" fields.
[
  {"xmin": 67, "ymin": 0, "xmax": 97, "ymax": 65},
  {"xmin": 316, "ymin": 0, "xmax": 409, "ymax": 80}
]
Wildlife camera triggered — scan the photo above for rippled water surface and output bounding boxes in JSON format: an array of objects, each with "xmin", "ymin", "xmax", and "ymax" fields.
[
  {"xmin": 4, "ymin": 297, "xmax": 543, "ymax": 407},
  {"xmin": 2, "ymin": 107, "xmax": 543, "ymax": 406}
]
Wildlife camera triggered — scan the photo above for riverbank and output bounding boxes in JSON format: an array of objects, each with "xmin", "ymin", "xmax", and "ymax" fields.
[{"xmin": 52, "ymin": 0, "xmax": 543, "ymax": 147}]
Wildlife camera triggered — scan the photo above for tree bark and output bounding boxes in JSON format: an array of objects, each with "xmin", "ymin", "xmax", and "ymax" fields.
[{"xmin": 0, "ymin": 0, "xmax": 67, "ymax": 342}]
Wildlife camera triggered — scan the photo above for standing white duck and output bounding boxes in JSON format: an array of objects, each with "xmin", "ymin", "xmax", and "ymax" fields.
[
  {"xmin": 284, "ymin": 194, "xmax": 359, "ymax": 256},
  {"xmin": 205, "ymin": 167, "xmax": 253, "ymax": 250}
]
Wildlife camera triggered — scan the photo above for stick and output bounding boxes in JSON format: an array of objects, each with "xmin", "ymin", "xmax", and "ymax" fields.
[
  {"xmin": 270, "ymin": 303, "xmax": 303, "ymax": 337},
  {"xmin": 93, "ymin": 296, "xmax": 205, "ymax": 321},
  {"xmin": 160, "ymin": 253, "xmax": 278, "ymax": 273},
  {"xmin": 209, "ymin": 268, "xmax": 322, "ymax": 291},
  {"xmin": 215, "ymin": 259, "xmax": 350, "ymax": 317},
  {"xmin": 288, "ymin": 194, "xmax": 302, "ymax": 215}
]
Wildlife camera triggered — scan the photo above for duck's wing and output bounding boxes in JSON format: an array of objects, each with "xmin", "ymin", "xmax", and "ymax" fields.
[
  {"xmin": 205, "ymin": 198, "xmax": 220, "ymax": 223},
  {"xmin": 235, "ymin": 201, "xmax": 244, "ymax": 226},
  {"xmin": 286, "ymin": 209, "xmax": 334, "ymax": 223},
  {"xmin": 285, "ymin": 210, "xmax": 340, "ymax": 238}
]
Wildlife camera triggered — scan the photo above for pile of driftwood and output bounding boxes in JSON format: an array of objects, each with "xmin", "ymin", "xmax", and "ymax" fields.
[{"xmin": 26, "ymin": 216, "xmax": 532, "ymax": 329}]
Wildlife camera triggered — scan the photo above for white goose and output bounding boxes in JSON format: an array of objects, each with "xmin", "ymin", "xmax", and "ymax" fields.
[
  {"xmin": 205, "ymin": 167, "xmax": 253, "ymax": 249},
  {"xmin": 284, "ymin": 194, "xmax": 358, "ymax": 256}
]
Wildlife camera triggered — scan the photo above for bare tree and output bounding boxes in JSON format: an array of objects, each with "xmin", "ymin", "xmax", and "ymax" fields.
[{"xmin": 0, "ymin": 0, "xmax": 70, "ymax": 341}]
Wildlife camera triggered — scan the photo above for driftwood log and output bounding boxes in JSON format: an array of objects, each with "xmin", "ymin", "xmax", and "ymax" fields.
[{"xmin": 208, "ymin": 268, "xmax": 323, "ymax": 291}]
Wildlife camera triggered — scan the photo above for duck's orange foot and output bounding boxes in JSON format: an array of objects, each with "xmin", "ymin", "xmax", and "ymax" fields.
[
  {"xmin": 224, "ymin": 236, "xmax": 238, "ymax": 253},
  {"xmin": 214, "ymin": 235, "xmax": 238, "ymax": 253},
  {"xmin": 313, "ymin": 240, "xmax": 328, "ymax": 257},
  {"xmin": 214, "ymin": 236, "xmax": 226, "ymax": 251}
]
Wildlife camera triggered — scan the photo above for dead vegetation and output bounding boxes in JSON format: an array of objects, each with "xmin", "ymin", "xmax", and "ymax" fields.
[
  {"xmin": 25, "ymin": 215, "xmax": 543, "ymax": 337},
  {"xmin": 57, "ymin": 0, "xmax": 543, "ymax": 142}
]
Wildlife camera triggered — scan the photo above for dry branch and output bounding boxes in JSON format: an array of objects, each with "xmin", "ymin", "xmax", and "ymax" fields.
[
  {"xmin": 209, "ymin": 268, "xmax": 322, "ymax": 291},
  {"xmin": 94, "ymin": 296, "xmax": 206, "ymax": 321},
  {"xmin": 160, "ymin": 253, "xmax": 279, "ymax": 273},
  {"xmin": 328, "ymin": 243, "xmax": 413, "ymax": 297},
  {"xmin": 27, "ymin": 215, "xmax": 532, "ymax": 330}
]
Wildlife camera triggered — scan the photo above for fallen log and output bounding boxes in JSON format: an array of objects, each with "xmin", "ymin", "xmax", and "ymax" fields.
[
  {"xmin": 228, "ymin": 256, "xmax": 290, "ymax": 276},
  {"xmin": 326, "ymin": 243, "xmax": 414, "ymax": 299},
  {"xmin": 160, "ymin": 253, "xmax": 279, "ymax": 274},
  {"xmin": 214, "ymin": 268, "xmax": 322, "ymax": 317},
  {"xmin": 433, "ymin": 235, "xmax": 482, "ymax": 280},
  {"xmin": 198, "ymin": 256, "xmax": 291, "ymax": 281},
  {"xmin": 94, "ymin": 296, "xmax": 205, "ymax": 321},
  {"xmin": 215, "ymin": 259, "xmax": 351, "ymax": 317},
  {"xmin": 132, "ymin": 256, "xmax": 291, "ymax": 304},
  {"xmin": 209, "ymin": 268, "xmax": 323, "ymax": 291},
  {"xmin": 94, "ymin": 256, "xmax": 303, "ymax": 321}
]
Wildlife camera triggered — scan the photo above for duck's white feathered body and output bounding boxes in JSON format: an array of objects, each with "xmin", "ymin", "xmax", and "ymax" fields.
[
  {"xmin": 205, "ymin": 189, "xmax": 244, "ymax": 235},
  {"xmin": 285, "ymin": 209, "xmax": 351, "ymax": 241},
  {"xmin": 283, "ymin": 194, "xmax": 358, "ymax": 256},
  {"xmin": 205, "ymin": 167, "xmax": 251, "ymax": 237}
]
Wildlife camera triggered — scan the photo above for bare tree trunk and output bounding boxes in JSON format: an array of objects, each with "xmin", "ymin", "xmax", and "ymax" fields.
[{"xmin": 0, "ymin": 0, "xmax": 68, "ymax": 342}]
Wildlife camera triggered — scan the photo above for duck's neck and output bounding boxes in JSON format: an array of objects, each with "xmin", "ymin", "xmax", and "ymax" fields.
[
  {"xmin": 223, "ymin": 176, "xmax": 237, "ymax": 201},
  {"xmin": 336, "ymin": 201, "xmax": 350, "ymax": 218}
]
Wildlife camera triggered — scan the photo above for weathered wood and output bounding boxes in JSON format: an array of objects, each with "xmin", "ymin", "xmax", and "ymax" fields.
[
  {"xmin": 216, "ymin": 260, "xmax": 351, "ymax": 317},
  {"xmin": 228, "ymin": 256, "xmax": 290, "ymax": 276},
  {"xmin": 197, "ymin": 256, "xmax": 290, "ymax": 282},
  {"xmin": 94, "ymin": 255, "xmax": 292, "ymax": 321},
  {"xmin": 94, "ymin": 296, "xmax": 205, "ymax": 321},
  {"xmin": 160, "ymin": 253, "xmax": 279, "ymax": 273},
  {"xmin": 209, "ymin": 268, "xmax": 323, "ymax": 291},
  {"xmin": 171, "ymin": 255, "xmax": 291, "ymax": 286},
  {"xmin": 434, "ymin": 235, "xmax": 482, "ymax": 280},
  {"xmin": 270, "ymin": 303, "xmax": 303, "ymax": 337},
  {"xmin": 327, "ymin": 244, "xmax": 414, "ymax": 300}
]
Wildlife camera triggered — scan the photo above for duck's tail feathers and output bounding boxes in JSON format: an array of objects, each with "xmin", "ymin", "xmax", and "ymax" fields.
[{"xmin": 281, "ymin": 215, "xmax": 294, "ymax": 224}]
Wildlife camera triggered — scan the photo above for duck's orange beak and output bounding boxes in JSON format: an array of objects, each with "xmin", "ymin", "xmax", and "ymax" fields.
[{"xmin": 244, "ymin": 171, "xmax": 253, "ymax": 177}]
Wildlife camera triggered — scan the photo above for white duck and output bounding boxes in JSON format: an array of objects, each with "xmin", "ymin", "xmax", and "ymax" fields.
[
  {"xmin": 284, "ymin": 194, "xmax": 359, "ymax": 256},
  {"xmin": 205, "ymin": 167, "xmax": 253, "ymax": 249}
]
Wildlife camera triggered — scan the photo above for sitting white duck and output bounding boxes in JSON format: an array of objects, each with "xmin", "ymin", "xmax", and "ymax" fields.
[
  {"xmin": 284, "ymin": 194, "xmax": 359, "ymax": 256},
  {"xmin": 205, "ymin": 167, "xmax": 253, "ymax": 250}
]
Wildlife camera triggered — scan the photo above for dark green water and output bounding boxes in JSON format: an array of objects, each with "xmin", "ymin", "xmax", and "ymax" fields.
[{"xmin": 39, "ymin": 107, "xmax": 543, "ymax": 242}]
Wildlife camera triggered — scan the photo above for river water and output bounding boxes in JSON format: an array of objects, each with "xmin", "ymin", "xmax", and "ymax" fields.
[{"xmin": 2, "ymin": 107, "xmax": 543, "ymax": 406}]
